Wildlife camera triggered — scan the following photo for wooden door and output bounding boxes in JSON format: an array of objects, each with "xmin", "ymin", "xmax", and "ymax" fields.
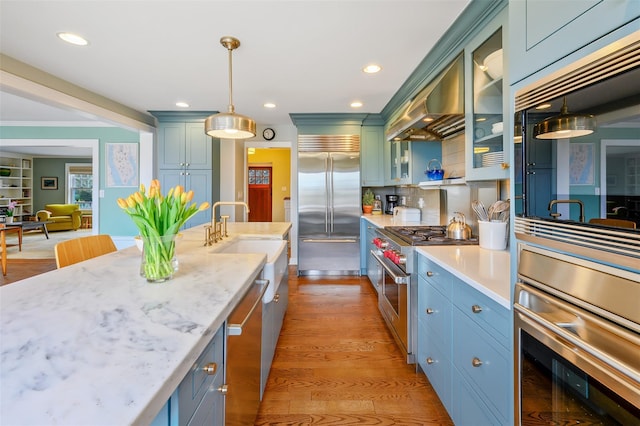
[{"xmin": 248, "ymin": 167, "xmax": 272, "ymax": 222}]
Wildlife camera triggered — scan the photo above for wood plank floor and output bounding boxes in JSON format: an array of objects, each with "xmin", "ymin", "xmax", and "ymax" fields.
[{"xmin": 255, "ymin": 268, "xmax": 453, "ymax": 425}]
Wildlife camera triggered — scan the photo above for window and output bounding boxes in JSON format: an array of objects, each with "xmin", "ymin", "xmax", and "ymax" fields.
[{"xmin": 66, "ymin": 163, "xmax": 93, "ymax": 210}]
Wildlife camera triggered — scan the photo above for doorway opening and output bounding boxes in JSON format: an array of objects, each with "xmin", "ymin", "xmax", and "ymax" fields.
[
  {"xmin": 248, "ymin": 166, "xmax": 272, "ymax": 222},
  {"xmin": 246, "ymin": 147, "xmax": 291, "ymax": 223}
]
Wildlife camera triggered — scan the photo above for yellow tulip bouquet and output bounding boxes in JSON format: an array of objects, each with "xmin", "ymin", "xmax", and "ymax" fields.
[{"xmin": 117, "ymin": 179, "xmax": 210, "ymax": 282}]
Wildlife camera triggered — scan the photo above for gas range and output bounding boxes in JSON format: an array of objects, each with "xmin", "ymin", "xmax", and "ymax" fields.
[{"xmin": 381, "ymin": 225, "xmax": 479, "ymax": 247}]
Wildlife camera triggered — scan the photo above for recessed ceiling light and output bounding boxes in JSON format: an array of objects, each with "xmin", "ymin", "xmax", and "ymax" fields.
[
  {"xmin": 263, "ymin": 103, "xmax": 276, "ymax": 108},
  {"xmin": 423, "ymin": 117, "xmax": 434, "ymax": 122},
  {"xmin": 535, "ymin": 103, "xmax": 552, "ymax": 110},
  {"xmin": 363, "ymin": 64, "xmax": 381, "ymax": 74},
  {"xmin": 350, "ymin": 101, "xmax": 363, "ymax": 108},
  {"xmin": 176, "ymin": 102, "xmax": 190, "ymax": 108},
  {"xmin": 57, "ymin": 32, "xmax": 88, "ymax": 46}
]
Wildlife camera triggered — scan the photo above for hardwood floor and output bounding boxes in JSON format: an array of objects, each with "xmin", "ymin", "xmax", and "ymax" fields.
[
  {"xmin": 0, "ymin": 258, "xmax": 57, "ymax": 286},
  {"xmin": 2, "ymin": 261, "xmax": 453, "ymax": 424},
  {"xmin": 255, "ymin": 268, "xmax": 453, "ymax": 425}
]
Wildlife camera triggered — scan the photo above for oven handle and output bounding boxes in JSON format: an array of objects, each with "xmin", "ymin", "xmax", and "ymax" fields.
[
  {"xmin": 371, "ymin": 250, "xmax": 409, "ymax": 284},
  {"xmin": 514, "ymin": 285, "xmax": 640, "ymax": 384}
]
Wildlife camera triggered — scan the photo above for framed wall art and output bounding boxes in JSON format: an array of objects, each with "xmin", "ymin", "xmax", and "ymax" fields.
[
  {"xmin": 105, "ymin": 143, "xmax": 139, "ymax": 187},
  {"xmin": 41, "ymin": 177, "xmax": 58, "ymax": 190}
]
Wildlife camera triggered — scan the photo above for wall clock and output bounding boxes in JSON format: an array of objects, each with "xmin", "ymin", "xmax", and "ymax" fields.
[{"xmin": 262, "ymin": 128, "xmax": 276, "ymax": 141}]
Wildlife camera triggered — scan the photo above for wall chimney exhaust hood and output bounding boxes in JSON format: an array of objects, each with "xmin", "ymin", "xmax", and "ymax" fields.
[{"xmin": 386, "ymin": 54, "xmax": 464, "ymax": 142}]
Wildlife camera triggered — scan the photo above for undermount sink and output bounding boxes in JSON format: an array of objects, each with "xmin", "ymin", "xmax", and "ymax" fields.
[{"xmin": 212, "ymin": 239, "xmax": 288, "ymax": 303}]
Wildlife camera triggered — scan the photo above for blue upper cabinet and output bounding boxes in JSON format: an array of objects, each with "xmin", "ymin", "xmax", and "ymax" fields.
[
  {"xmin": 509, "ymin": 0, "xmax": 640, "ymax": 84},
  {"xmin": 465, "ymin": 8, "xmax": 509, "ymax": 181}
]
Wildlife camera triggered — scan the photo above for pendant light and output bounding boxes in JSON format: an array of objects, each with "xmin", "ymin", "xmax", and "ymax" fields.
[
  {"xmin": 205, "ymin": 36, "xmax": 256, "ymax": 139},
  {"xmin": 533, "ymin": 97, "xmax": 596, "ymax": 140}
]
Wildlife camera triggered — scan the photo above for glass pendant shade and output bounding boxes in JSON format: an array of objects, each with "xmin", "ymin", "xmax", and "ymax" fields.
[
  {"xmin": 205, "ymin": 36, "xmax": 256, "ymax": 139},
  {"xmin": 534, "ymin": 97, "xmax": 596, "ymax": 140}
]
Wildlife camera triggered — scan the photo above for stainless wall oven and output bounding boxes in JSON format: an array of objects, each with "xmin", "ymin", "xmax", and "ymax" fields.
[{"xmin": 514, "ymin": 245, "xmax": 640, "ymax": 424}]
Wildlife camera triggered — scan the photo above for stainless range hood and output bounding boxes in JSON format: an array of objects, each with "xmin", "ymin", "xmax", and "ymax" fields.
[{"xmin": 386, "ymin": 54, "xmax": 464, "ymax": 142}]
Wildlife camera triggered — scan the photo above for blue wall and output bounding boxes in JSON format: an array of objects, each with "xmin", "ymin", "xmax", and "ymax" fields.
[{"xmin": 0, "ymin": 126, "xmax": 141, "ymax": 236}]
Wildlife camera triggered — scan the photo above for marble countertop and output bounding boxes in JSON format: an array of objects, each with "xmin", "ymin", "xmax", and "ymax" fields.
[
  {"xmin": 0, "ymin": 226, "xmax": 270, "ymax": 425},
  {"xmin": 361, "ymin": 213, "xmax": 422, "ymax": 228},
  {"xmin": 416, "ymin": 245, "xmax": 511, "ymax": 308}
]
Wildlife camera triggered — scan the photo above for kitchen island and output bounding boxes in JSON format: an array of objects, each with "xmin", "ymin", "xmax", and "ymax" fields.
[{"xmin": 0, "ymin": 223, "xmax": 289, "ymax": 425}]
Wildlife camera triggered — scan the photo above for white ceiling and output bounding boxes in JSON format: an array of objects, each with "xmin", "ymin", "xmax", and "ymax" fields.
[{"xmin": 0, "ymin": 0, "xmax": 471, "ymax": 129}]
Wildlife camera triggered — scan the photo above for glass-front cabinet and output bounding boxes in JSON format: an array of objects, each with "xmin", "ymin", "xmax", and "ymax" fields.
[{"xmin": 465, "ymin": 11, "xmax": 509, "ymax": 181}]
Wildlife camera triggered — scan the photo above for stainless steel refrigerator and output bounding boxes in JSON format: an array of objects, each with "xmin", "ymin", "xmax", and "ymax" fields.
[{"xmin": 298, "ymin": 135, "xmax": 361, "ymax": 276}]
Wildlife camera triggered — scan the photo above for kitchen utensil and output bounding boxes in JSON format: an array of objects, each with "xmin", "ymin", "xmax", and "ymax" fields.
[
  {"xmin": 425, "ymin": 159, "xmax": 444, "ymax": 181},
  {"xmin": 488, "ymin": 200, "xmax": 510, "ymax": 221},
  {"xmin": 447, "ymin": 212, "xmax": 472, "ymax": 240},
  {"xmin": 472, "ymin": 200, "xmax": 489, "ymax": 222}
]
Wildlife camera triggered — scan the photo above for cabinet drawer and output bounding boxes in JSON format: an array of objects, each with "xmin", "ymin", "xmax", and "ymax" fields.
[
  {"xmin": 178, "ymin": 327, "xmax": 224, "ymax": 425},
  {"xmin": 417, "ymin": 256, "xmax": 452, "ymax": 298},
  {"xmin": 452, "ymin": 370, "xmax": 501, "ymax": 426},
  {"xmin": 452, "ymin": 311, "xmax": 509, "ymax": 423},
  {"xmin": 418, "ymin": 277, "xmax": 452, "ymax": 345},
  {"xmin": 187, "ymin": 368, "xmax": 225, "ymax": 426},
  {"xmin": 453, "ymin": 280, "xmax": 509, "ymax": 347},
  {"xmin": 417, "ymin": 326, "xmax": 452, "ymax": 412}
]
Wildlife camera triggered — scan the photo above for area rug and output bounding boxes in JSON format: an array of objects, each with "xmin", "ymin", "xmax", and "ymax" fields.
[{"xmin": 4, "ymin": 229, "xmax": 94, "ymax": 259}]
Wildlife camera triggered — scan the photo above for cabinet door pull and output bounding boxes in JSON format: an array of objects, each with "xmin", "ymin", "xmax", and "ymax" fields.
[
  {"xmin": 472, "ymin": 357, "xmax": 483, "ymax": 367},
  {"xmin": 426, "ymin": 308, "xmax": 434, "ymax": 315},
  {"xmin": 426, "ymin": 357, "xmax": 435, "ymax": 365},
  {"xmin": 202, "ymin": 362, "xmax": 217, "ymax": 375},
  {"xmin": 217, "ymin": 384, "xmax": 228, "ymax": 394},
  {"xmin": 426, "ymin": 271, "xmax": 434, "ymax": 277},
  {"xmin": 471, "ymin": 304, "xmax": 482, "ymax": 313}
]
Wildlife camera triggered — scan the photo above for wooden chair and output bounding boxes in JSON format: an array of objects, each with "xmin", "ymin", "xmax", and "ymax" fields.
[
  {"xmin": 54, "ymin": 234, "xmax": 117, "ymax": 268},
  {"xmin": 588, "ymin": 218, "xmax": 637, "ymax": 229}
]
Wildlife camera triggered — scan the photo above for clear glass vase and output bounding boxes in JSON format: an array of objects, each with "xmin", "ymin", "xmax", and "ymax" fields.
[{"xmin": 139, "ymin": 234, "xmax": 178, "ymax": 283}]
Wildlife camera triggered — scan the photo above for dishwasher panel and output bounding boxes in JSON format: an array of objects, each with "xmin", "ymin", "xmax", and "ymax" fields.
[{"xmin": 225, "ymin": 279, "xmax": 268, "ymax": 426}]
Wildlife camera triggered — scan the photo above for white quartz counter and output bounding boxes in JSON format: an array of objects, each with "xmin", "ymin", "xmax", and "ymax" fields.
[
  {"xmin": 0, "ymin": 227, "xmax": 270, "ymax": 426},
  {"xmin": 361, "ymin": 214, "xmax": 421, "ymax": 228},
  {"xmin": 225, "ymin": 221, "xmax": 291, "ymax": 239},
  {"xmin": 416, "ymin": 245, "xmax": 511, "ymax": 308}
]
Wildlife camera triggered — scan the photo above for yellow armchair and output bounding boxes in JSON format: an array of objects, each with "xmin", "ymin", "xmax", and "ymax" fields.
[{"xmin": 36, "ymin": 204, "xmax": 82, "ymax": 231}]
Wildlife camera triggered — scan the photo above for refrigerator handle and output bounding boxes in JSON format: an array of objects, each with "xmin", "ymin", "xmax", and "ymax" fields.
[
  {"xmin": 324, "ymin": 156, "xmax": 330, "ymax": 233},
  {"xmin": 329, "ymin": 155, "xmax": 334, "ymax": 232}
]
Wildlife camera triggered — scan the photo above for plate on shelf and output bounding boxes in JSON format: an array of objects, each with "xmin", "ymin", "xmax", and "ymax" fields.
[{"xmin": 482, "ymin": 151, "xmax": 504, "ymax": 167}]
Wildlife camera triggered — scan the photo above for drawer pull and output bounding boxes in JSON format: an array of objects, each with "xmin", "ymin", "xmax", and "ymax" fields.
[
  {"xmin": 426, "ymin": 357, "xmax": 435, "ymax": 365},
  {"xmin": 471, "ymin": 304, "xmax": 482, "ymax": 313},
  {"xmin": 426, "ymin": 271, "xmax": 434, "ymax": 277},
  {"xmin": 426, "ymin": 308, "xmax": 434, "ymax": 315},
  {"xmin": 202, "ymin": 362, "xmax": 217, "ymax": 375},
  {"xmin": 274, "ymin": 294, "xmax": 280, "ymax": 303},
  {"xmin": 472, "ymin": 357, "xmax": 483, "ymax": 367},
  {"xmin": 217, "ymin": 384, "xmax": 228, "ymax": 394}
]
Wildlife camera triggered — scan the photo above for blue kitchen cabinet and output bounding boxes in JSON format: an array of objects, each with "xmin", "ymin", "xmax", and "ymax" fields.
[
  {"xmin": 416, "ymin": 252, "xmax": 511, "ymax": 425},
  {"xmin": 509, "ymin": 1, "xmax": 640, "ymax": 84},
  {"xmin": 261, "ymin": 274, "xmax": 289, "ymax": 399},
  {"xmin": 361, "ymin": 125, "xmax": 385, "ymax": 187},
  {"xmin": 451, "ymin": 276, "xmax": 510, "ymax": 425},
  {"xmin": 385, "ymin": 140, "xmax": 441, "ymax": 186},
  {"xmin": 465, "ymin": 8, "xmax": 509, "ymax": 181},
  {"xmin": 364, "ymin": 219, "xmax": 382, "ymax": 294},
  {"xmin": 157, "ymin": 121, "xmax": 213, "ymax": 170},
  {"xmin": 151, "ymin": 326, "xmax": 225, "ymax": 426},
  {"xmin": 158, "ymin": 168, "xmax": 212, "ymax": 228},
  {"xmin": 417, "ymin": 256, "xmax": 454, "ymax": 413}
]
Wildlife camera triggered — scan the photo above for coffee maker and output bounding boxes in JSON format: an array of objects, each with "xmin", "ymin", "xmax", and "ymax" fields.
[{"xmin": 385, "ymin": 195, "xmax": 398, "ymax": 215}]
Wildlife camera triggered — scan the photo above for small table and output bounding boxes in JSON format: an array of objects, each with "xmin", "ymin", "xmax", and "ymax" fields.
[
  {"xmin": 6, "ymin": 220, "xmax": 52, "ymax": 239},
  {"xmin": 1, "ymin": 226, "xmax": 22, "ymax": 276}
]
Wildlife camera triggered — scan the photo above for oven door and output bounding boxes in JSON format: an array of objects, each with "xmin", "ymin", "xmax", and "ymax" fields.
[
  {"xmin": 372, "ymin": 250, "xmax": 410, "ymax": 355},
  {"xmin": 514, "ymin": 283, "xmax": 640, "ymax": 425}
]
